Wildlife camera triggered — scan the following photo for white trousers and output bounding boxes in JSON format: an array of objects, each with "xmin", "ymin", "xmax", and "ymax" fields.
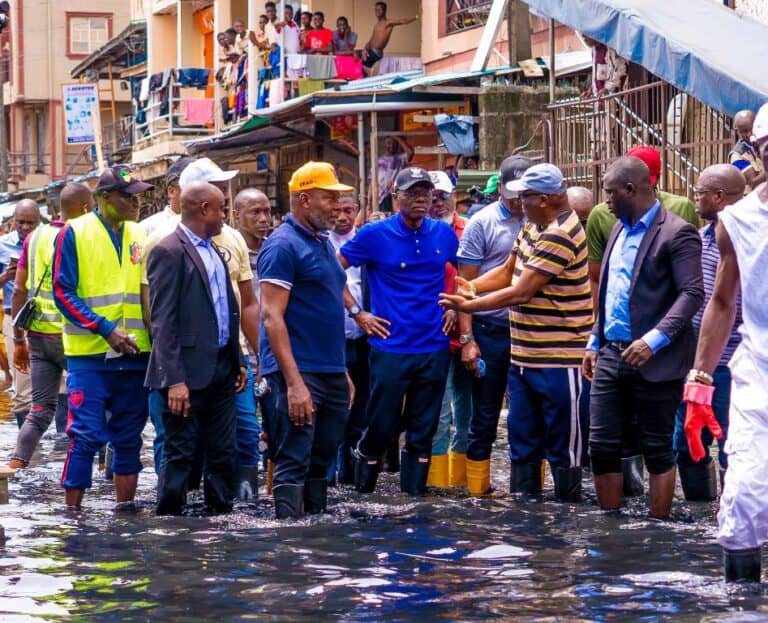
[{"xmin": 717, "ymin": 347, "xmax": 768, "ymax": 550}]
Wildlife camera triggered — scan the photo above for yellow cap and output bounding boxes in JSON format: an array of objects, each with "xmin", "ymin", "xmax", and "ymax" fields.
[{"xmin": 288, "ymin": 161, "xmax": 354, "ymax": 193}]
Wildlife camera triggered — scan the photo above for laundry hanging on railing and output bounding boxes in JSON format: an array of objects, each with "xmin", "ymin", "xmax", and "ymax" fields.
[
  {"xmin": 177, "ymin": 68, "xmax": 211, "ymax": 88},
  {"xmin": 434, "ymin": 114, "xmax": 478, "ymax": 156}
]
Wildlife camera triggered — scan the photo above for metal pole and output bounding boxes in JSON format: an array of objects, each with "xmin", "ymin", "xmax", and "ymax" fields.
[
  {"xmin": 370, "ymin": 111, "xmax": 378, "ymax": 213},
  {"xmin": 213, "ymin": 0, "xmax": 221, "ymax": 132},
  {"xmin": 279, "ymin": 0, "xmax": 285, "ymax": 100},
  {"xmin": 548, "ymin": 18, "xmax": 556, "ymax": 104},
  {"xmin": 0, "ymin": 77, "xmax": 7, "ymax": 192},
  {"xmin": 248, "ymin": 0, "xmax": 257, "ymax": 114},
  {"xmin": 357, "ymin": 112, "xmax": 366, "ymax": 220},
  {"xmin": 176, "ymin": 1, "xmax": 182, "ymax": 68}
]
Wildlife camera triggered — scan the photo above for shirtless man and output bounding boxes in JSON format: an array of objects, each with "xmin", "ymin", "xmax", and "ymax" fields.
[{"xmin": 362, "ymin": 2, "xmax": 418, "ymax": 74}]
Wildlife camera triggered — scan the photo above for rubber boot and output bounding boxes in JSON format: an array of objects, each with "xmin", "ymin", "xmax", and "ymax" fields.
[
  {"xmin": 425, "ymin": 454, "xmax": 449, "ymax": 488},
  {"xmin": 354, "ymin": 451, "xmax": 381, "ymax": 494},
  {"xmin": 337, "ymin": 444, "xmax": 355, "ymax": 485},
  {"xmin": 103, "ymin": 444, "xmax": 114, "ymax": 481},
  {"xmin": 679, "ymin": 460, "xmax": 717, "ymax": 502},
  {"xmin": 54, "ymin": 394, "xmax": 68, "ymax": 433},
  {"xmin": 400, "ymin": 450, "xmax": 430, "ymax": 496},
  {"xmin": 304, "ymin": 478, "xmax": 328, "ymax": 514},
  {"xmin": 466, "ymin": 458, "xmax": 491, "ymax": 496},
  {"xmin": 509, "ymin": 461, "xmax": 543, "ymax": 496},
  {"xmin": 273, "ymin": 484, "xmax": 304, "ymax": 519},
  {"xmin": 265, "ymin": 460, "xmax": 275, "ymax": 495},
  {"xmin": 236, "ymin": 465, "xmax": 259, "ymax": 501},
  {"xmin": 13, "ymin": 410, "xmax": 27, "ymax": 430},
  {"xmin": 724, "ymin": 547, "xmax": 762, "ymax": 583},
  {"xmin": 622, "ymin": 455, "xmax": 644, "ymax": 497},
  {"xmin": 449, "ymin": 451, "xmax": 467, "ymax": 487},
  {"xmin": 553, "ymin": 466, "xmax": 583, "ymax": 503},
  {"xmin": 382, "ymin": 439, "xmax": 400, "ymax": 473}
]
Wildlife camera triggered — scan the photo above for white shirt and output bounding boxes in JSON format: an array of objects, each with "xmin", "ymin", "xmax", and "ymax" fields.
[
  {"xmin": 140, "ymin": 205, "xmax": 179, "ymax": 237},
  {"xmin": 329, "ymin": 228, "xmax": 364, "ymax": 340},
  {"xmin": 281, "ymin": 21, "xmax": 301, "ymax": 55},
  {"xmin": 265, "ymin": 21, "xmax": 278, "ymax": 46}
]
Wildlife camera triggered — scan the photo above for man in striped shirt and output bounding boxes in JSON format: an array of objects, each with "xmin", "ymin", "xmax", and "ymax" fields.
[
  {"xmin": 440, "ymin": 164, "xmax": 592, "ymax": 502},
  {"xmin": 673, "ymin": 164, "xmax": 745, "ymax": 501}
]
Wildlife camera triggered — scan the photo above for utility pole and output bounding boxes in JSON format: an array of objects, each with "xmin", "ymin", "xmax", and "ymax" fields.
[{"xmin": 0, "ymin": 64, "xmax": 6, "ymax": 192}]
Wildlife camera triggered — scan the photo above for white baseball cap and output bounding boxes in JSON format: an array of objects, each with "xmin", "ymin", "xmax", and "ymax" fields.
[
  {"xmin": 179, "ymin": 157, "xmax": 239, "ymax": 189},
  {"xmin": 751, "ymin": 103, "xmax": 768, "ymax": 143},
  {"xmin": 428, "ymin": 170, "xmax": 454, "ymax": 194}
]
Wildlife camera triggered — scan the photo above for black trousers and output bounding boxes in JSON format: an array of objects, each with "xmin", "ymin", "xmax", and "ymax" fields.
[
  {"xmin": 263, "ymin": 372, "xmax": 349, "ymax": 487},
  {"xmin": 358, "ymin": 348, "xmax": 450, "ymax": 459},
  {"xmin": 344, "ymin": 337, "xmax": 371, "ymax": 447},
  {"xmin": 589, "ymin": 342, "xmax": 683, "ymax": 476},
  {"xmin": 156, "ymin": 349, "xmax": 237, "ymax": 515}
]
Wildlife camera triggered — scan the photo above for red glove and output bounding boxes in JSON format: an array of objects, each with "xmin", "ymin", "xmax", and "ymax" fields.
[{"xmin": 683, "ymin": 381, "xmax": 723, "ymax": 462}]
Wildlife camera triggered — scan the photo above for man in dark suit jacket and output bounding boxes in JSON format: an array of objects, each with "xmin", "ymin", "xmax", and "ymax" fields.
[
  {"xmin": 582, "ymin": 157, "xmax": 704, "ymax": 519},
  {"xmin": 146, "ymin": 181, "xmax": 246, "ymax": 515}
]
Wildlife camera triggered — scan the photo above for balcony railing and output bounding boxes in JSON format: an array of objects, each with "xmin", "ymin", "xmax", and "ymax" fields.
[
  {"xmin": 135, "ymin": 80, "xmax": 216, "ymax": 147},
  {"xmin": 446, "ymin": 0, "xmax": 494, "ymax": 34}
]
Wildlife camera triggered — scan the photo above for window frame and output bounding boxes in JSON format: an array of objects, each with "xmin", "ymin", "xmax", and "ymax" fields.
[{"xmin": 66, "ymin": 12, "xmax": 113, "ymax": 59}]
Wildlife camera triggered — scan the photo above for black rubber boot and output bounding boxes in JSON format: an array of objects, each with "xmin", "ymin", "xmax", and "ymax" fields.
[
  {"xmin": 382, "ymin": 439, "xmax": 400, "ymax": 473},
  {"xmin": 509, "ymin": 461, "xmax": 543, "ymax": 496},
  {"xmin": 724, "ymin": 547, "xmax": 762, "ymax": 583},
  {"xmin": 679, "ymin": 460, "xmax": 717, "ymax": 502},
  {"xmin": 273, "ymin": 484, "xmax": 304, "ymax": 519},
  {"xmin": 236, "ymin": 465, "xmax": 259, "ymax": 501},
  {"xmin": 354, "ymin": 450, "xmax": 381, "ymax": 493},
  {"xmin": 399, "ymin": 450, "xmax": 430, "ymax": 495},
  {"xmin": 55, "ymin": 394, "xmax": 68, "ymax": 433},
  {"xmin": 13, "ymin": 410, "xmax": 27, "ymax": 430},
  {"xmin": 337, "ymin": 444, "xmax": 355, "ymax": 485},
  {"xmin": 304, "ymin": 478, "xmax": 328, "ymax": 514},
  {"xmin": 553, "ymin": 466, "xmax": 582, "ymax": 503},
  {"xmin": 103, "ymin": 444, "xmax": 114, "ymax": 481},
  {"xmin": 622, "ymin": 455, "xmax": 644, "ymax": 497}
]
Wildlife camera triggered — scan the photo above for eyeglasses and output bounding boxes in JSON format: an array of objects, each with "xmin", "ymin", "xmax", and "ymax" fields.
[
  {"xmin": 519, "ymin": 191, "xmax": 543, "ymax": 199},
  {"xmin": 432, "ymin": 191, "xmax": 452, "ymax": 202},
  {"xmin": 400, "ymin": 187, "xmax": 433, "ymax": 199}
]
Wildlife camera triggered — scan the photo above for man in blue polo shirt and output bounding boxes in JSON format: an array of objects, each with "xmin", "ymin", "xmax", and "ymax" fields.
[
  {"xmin": 258, "ymin": 161, "xmax": 353, "ymax": 519},
  {"xmin": 338, "ymin": 166, "xmax": 459, "ymax": 495}
]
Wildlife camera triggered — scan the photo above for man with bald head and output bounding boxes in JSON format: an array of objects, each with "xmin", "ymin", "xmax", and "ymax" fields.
[
  {"xmin": 730, "ymin": 110, "xmax": 765, "ymax": 190},
  {"xmin": 583, "ymin": 156, "xmax": 704, "ymax": 519},
  {"xmin": 146, "ymin": 181, "xmax": 247, "ymax": 515},
  {"xmin": 671, "ymin": 165, "xmax": 745, "ymax": 502},
  {"xmin": 567, "ymin": 186, "xmax": 594, "ymax": 226},
  {"xmin": 0, "ymin": 199, "xmax": 41, "ymax": 427}
]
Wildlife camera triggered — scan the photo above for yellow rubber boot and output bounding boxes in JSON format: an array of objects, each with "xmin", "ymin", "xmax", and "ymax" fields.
[
  {"xmin": 425, "ymin": 454, "xmax": 449, "ymax": 488},
  {"xmin": 466, "ymin": 458, "xmax": 491, "ymax": 496},
  {"xmin": 265, "ymin": 460, "xmax": 275, "ymax": 495},
  {"xmin": 449, "ymin": 451, "xmax": 467, "ymax": 487}
]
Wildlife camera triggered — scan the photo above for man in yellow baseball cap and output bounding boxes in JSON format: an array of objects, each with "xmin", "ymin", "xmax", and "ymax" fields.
[{"xmin": 258, "ymin": 160, "xmax": 354, "ymax": 518}]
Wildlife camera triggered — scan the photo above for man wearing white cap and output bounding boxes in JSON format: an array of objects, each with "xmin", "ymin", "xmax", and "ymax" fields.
[
  {"xmin": 685, "ymin": 103, "xmax": 768, "ymax": 583},
  {"xmin": 141, "ymin": 157, "xmax": 263, "ymax": 501}
]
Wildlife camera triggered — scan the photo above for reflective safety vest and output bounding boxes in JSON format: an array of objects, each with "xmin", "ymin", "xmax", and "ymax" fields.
[
  {"xmin": 25, "ymin": 224, "xmax": 62, "ymax": 335},
  {"xmin": 61, "ymin": 212, "xmax": 151, "ymax": 356}
]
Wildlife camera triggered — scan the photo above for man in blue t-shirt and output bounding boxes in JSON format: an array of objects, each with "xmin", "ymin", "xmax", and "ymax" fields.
[
  {"xmin": 338, "ymin": 167, "xmax": 458, "ymax": 495},
  {"xmin": 258, "ymin": 161, "xmax": 353, "ymax": 519}
]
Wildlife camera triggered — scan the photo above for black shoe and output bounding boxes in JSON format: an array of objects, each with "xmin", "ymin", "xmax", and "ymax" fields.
[
  {"xmin": 400, "ymin": 450, "xmax": 430, "ymax": 495},
  {"xmin": 553, "ymin": 466, "xmax": 582, "ymax": 503},
  {"xmin": 337, "ymin": 444, "xmax": 355, "ymax": 485},
  {"xmin": 382, "ymin": 439, "xmax": 400, "ymax": 473},
  {"xmin": 679, "ymin": 460, "xmax": 717, "ymax": 502},
  {"xmin": 304, "ymin": 478, "xmax": 328, "ymax": 514},
  {"xmin": 273, "ymin": 484, "xmax": 304, "ymax": 519},
  {"xmin": 103, "ymin": 444, "xmax": 114, "ymax": 481},
  {"xmin": 724, "ymin": 547, "xmax": 762, "ymax": 583},
  {"xmin": 622, "ymin": 455, "xmax": 644, "ymax": 497},
  {"xmin": 353, "ymin": 447, "xmax": 381, "ymax": 493},
  {"xmin": 509, "ymin": 461, "xmax": 542, "ymax": 496},
  {"xmin": 236, "ymin": 465, "xmax": 259, "ymax": 502}
]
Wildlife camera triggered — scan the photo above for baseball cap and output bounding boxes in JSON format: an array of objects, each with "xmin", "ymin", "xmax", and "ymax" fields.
[
  {"xmin": 499, "ymin": 155, "xmax": 535, "ymax": 184},
  {"xmin": 505, "ymin": 163, "xmax": 566, "ymax": 196},
  {"xmin": 288, "ymin": 161, "xmax": 354, "ymax": 192},
  {"xmin": 95, "ymin": 166, "xmax": 153, "ymax": 195},
  {"xmin": 626, "ymin": 145, "xmax": 661, "ymax": 186},
  {"xmin": 166, "ymin": 157, "xmax": 195, "ymax": 185},
  {"xmin": 394, "ymin": 167, "xmax": 434, "ymax": 191},
  {"xmin": 482, "ymin": 174, "xmax": 499, "ymax": 194},
  {"xmin": 179, "ymin": 157, "xmax": 239, "ymax": 189},
  {"xmin": 752, "ymin": 102, "xmax": 768, "ymax": 142},
  {"xmin": 429, "ymin": 170, "xmax": 454, "ymax": 193}
]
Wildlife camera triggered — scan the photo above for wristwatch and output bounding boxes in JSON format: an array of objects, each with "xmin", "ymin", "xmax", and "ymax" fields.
[
  {"xmin": 687, "ymin": 369, "xmax": 714, "ymax": 385},
  {"xmin": 459, "ymin": 334, "xmax": 475, "ymax": 345},
  {"xmin": 348, "ymin": 304, "xmax": 362, "ymax": 318}
]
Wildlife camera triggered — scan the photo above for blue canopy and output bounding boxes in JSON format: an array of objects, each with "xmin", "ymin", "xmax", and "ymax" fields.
[{"xmin": 522, "ymin": 0, "xmax": 768, "ymax": 116}]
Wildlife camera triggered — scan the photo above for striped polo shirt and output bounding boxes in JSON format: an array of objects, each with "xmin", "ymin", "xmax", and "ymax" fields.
[{"xmin": 509, "ymin": 209, "xmax": 593, "ymax": 368}]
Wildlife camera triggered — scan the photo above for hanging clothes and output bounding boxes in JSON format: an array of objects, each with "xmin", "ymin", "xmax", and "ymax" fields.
[
  {"xmin": 434, "ymin": 114, "xmax": 478, "ymax": 156},
  {"xmin": 334, "ymin": 55, "xmax": 363, "ymax": 81},
  {"xmin": 182, "ymin": 100, "xmax": 214, "ymax": 125},
  {"xmin": 306, "ymin": 54, "xmax": 335, "ymax": 80},
  {"xmin": 176, "ymin": 68, "xmax": 211, "ymax": 88},
  {"xmin": 297, "ymin": 79, "xmax": 325, "ymax": 96}
]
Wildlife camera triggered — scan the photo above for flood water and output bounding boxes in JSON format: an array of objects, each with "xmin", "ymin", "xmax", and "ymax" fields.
[{"xmin": 2, "ymin": 401, "xmax": 768, "ymax": 622}]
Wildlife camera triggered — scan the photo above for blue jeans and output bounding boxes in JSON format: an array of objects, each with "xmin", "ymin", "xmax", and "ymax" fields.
[
  {"xmin": 148, "ymin": 390, "xmax": 166, "ymax": 475},
  {"xmin": 235, "ymin": 363, "xmax": 261, "ymax": 468},
  {"xmin": 674, "ymin": 364, "xmax": 730, "ymax": 469},
  {"xmin": 431, "ymin": 353, "xmax": 473, "ymax": 455}
]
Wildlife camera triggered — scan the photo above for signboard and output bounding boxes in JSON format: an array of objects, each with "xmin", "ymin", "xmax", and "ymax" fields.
[
  {"xmin": 62, "ymin": 83, "xmax": 100, "ymax": 145},
  {"xmin": 330, "ymin": 114, "xmax": 358, "ymax": 141}
]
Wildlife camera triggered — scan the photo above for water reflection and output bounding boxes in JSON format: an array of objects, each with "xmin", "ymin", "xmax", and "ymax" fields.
[{"xmin": 1, "ymin": 409, "xmax": 767, "ymax": 621}]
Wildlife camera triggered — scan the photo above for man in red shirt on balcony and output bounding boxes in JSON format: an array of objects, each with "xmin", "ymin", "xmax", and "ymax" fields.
[{"xmin": 304, "ymin": 11, "xmax": 333, "ymax": 55}]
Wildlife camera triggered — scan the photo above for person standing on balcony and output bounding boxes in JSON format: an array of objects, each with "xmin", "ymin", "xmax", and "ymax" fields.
[
  {"xmin": 299, "ymin": 11, "xmax": 312, "ymax": 50},
  {"xmin": 264, "ymin": 2, "xmax": 279, "ymax": 47},
  {"xmin": 333, "ymin": 17, "xmax": 358, "ymax": 55},
  {"xmin": 304, "ymin": 12, "xmax": 334, "ymax": 55},
  {"xmin": 274, "ymin": 5, "xmax": 301, "ymax": 56},
  {"xmin": 362, "ymin": 2, "xmax": 418, "ymax": 75},
  {"xmin": 0, "ymin": 199, "xmax": 41, "ymax": 429},
  {"xmin": 581, "ymin": 35, "xmax": 627, "ymax": 99},
  {"xmin": 730, "ymin": 110, "xmax": 766, "ymax": 191}
]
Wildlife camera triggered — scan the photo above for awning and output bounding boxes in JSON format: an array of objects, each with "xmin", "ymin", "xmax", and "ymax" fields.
[
  {"xmin": 71, "ymin": 20, "xmax": 147, "ymax": 79},
  {"xmin": 521, "ymin": 0, "xmax": 768, "ymax": 116}
]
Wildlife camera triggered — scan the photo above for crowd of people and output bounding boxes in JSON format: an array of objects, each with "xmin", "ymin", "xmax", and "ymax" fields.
[{"xmin": 2, "ymin": 102, "xmax": 768, "ymax": 585}]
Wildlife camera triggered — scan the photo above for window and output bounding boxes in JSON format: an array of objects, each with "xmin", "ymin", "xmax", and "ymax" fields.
[
  {"xmin": 445, "ymin": 0, "xmax": 493, "ymax": 35},
  {"xmin": 67, "ymin": 13, "xmax": 112, "ymax": 58}
]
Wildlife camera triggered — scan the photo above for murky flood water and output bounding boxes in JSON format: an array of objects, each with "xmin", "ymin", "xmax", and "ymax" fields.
[{"xmin": 1, "ymin": 401, "xmax": 768, "ymax": 622}]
